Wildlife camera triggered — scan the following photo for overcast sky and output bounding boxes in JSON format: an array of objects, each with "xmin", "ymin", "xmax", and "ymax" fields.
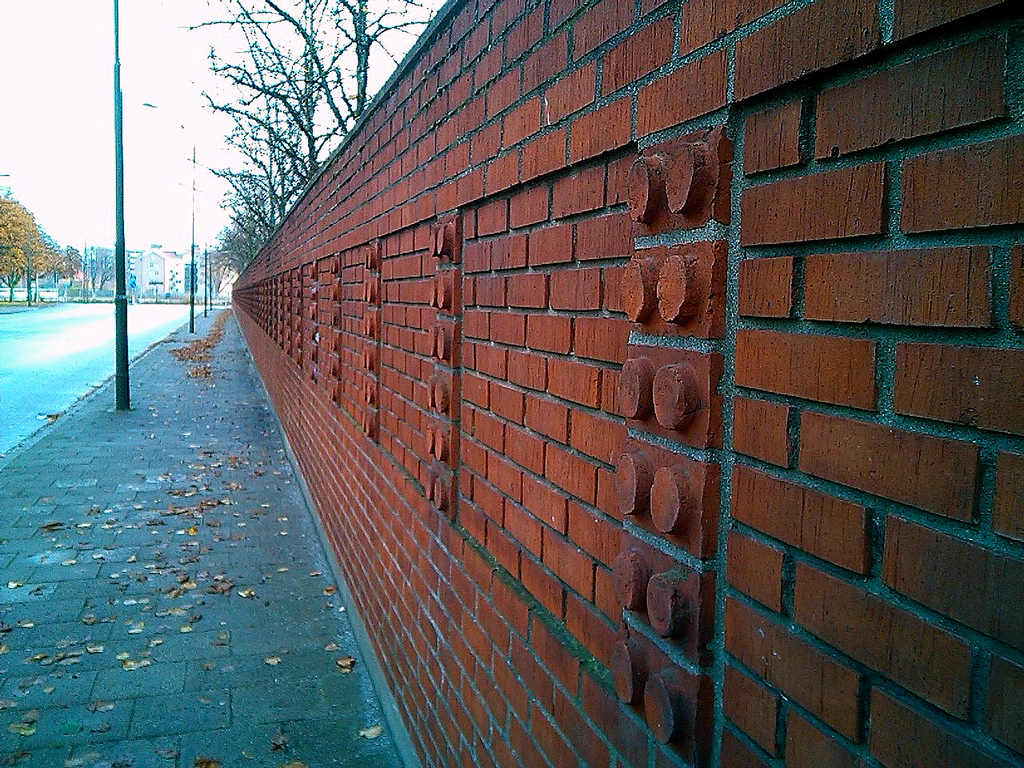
[{"xmin": 0, "ymin": 0, "xmax": 443, "ymax": 255}]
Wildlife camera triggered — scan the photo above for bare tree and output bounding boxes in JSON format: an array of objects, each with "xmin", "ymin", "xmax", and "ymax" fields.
[{"xmin": 200, "ymin": 0, "xmax": 433, "ymax": 264}]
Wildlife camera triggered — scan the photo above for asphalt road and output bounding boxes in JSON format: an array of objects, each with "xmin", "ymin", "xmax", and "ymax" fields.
[{"xmin": 0, "ymin": 302, "xmax": 191, "ymax": 455}]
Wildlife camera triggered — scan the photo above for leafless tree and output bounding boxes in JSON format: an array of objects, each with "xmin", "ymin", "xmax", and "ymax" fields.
[{"xmin": 200, "ymin": 0, "xmax": 432, "ymax": 264}]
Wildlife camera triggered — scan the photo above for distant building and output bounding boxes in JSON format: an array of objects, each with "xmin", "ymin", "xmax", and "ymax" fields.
[{"xmin": 136, "ymin": 247, "xmax": 187, "ymax": 297}]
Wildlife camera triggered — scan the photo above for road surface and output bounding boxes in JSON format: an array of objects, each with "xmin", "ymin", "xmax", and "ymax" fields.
[{"xmin": 0, "ymin": 303, "xmax": 191, "ymax": 455}]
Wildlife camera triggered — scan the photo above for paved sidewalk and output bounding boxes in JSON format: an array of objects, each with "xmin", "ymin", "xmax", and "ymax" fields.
[{"xmin": 0, "ymin": 311, "xmax": 405, "ymax": 768}]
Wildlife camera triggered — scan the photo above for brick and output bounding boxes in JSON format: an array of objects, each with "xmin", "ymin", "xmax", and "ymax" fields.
[
  {"xmin": 725, "ymin": 598, "xmax": 861, "ymax": 738},
  {"xmin": 486, "ymin": 151, "xmax": 519, "ymax": 195},
  {"xmin": 492, "ymin": 233, "xmax": 529, "ymax": 270},
  {"xmin": 637, "ymin": 49, "xmax": 728, "ymax": 136},
  {"xmin": 489, "ymin": 312, "xmax": 527, "ymax": 346},
  {"xmin": 552, "ymin": 165, "xmax": 605, "ymax": 219},
  {"xmin": 893, "ymin": 0, "xmax": 1007, "ymax": 39},
  {"xmin": 525, "ymin": 395, "xmax": 569, "ymax": 442},
  {"xmin": 804, "ymin": 247, "xmax": 992, "ymax": 327},
  {"xmin": 744, "ymin": 101, "xmax": 802, "ymax": 174},
  {"xmin": 545, "ymin": 62, "xmax": 596, "ymax": 123},
  {"xmin": 737, "ymin": 256, "xmax": 793, "ymax": 318},
  {"xmin": 727, "ymin": 530, "xmax": 783, "ymax": 612},
  {"xmin": 785, "ymin": 712, "xmax": 862, "ymax": 768},
  {"xmin": 504, "ymin": 501, "xmax": 543, "ymax": 557},
  {"xmin": 986, "ymin": 655, "xmax": 1024, "ymax": 754},
  {"xmin": 734, "ymin": 0, "xmax": 879, "ymax": 101},
  {"xmin": 565, "ymin": 592, "xmax": 616, "ymax": 663},
  {"xmin": 491, "ymin": 381, "xmax": 526, "ymax": 424},
  {"xmin": 522, "ymin": 473, "xmax": 568, "ymax": 532},
  {"xmin": 883, "ymin": 516, "xmax": 1024, "ymax": 652},
  {"xmin": 573, "ymin": 316, "xmax": 628, "ymax": 364},
  {"xmin": 601, "ymin": 17, "xmax": 673, "ymax": 96},
  {"xmin": 571, "ymin": 0, "xmax": 634, "ymax": 59},
  {"xmin": 732, "ymin": 464, "xmax": 870, "ymax": 573},
  {"xmin": 507, "ymin": 348, "xmax": 547, "ymax": 391},
  {"xmin": 894, "ymin": 344, "xmax": 1024, "ymax": 436},
  {"xmin": 679, "ymin": 0, "xmax": 789, "ymax": 56},
  {"xmin": 550, "ymin": 267, "xmax": 602, "ymax": 310},
  {"xmin": 576, "ymin": 212, "xmax": 632, "ymax": 261},
  {"xmin": 569, "ymin": 98, "xmax": 631, "ymax": 164},
  {"xmin": 509, "ymin": 184, "xmax": 549, "ymax": 228},
  {"xmin": 869, "ymin": 688, "xmax": 1007, "ymax": 768},
  {"xmin": 902, "ymin": 135, "xmax": 1024, "ymax": 233},
  {"xmin": 545, "ymin": 443, "xmax": 598, "ymax": 504},
  {"xmin": 552, "ymin": 689, "xmax": 609, "ymax": 767},
  {"xmin": 503, "ymin": 97, "xmax": 542, "ymax": 148},
  {"xmin": 528, "ymin": 225, "xmax": 573, "ymax": 267},
  {"xmin": 816, "ymin": 37, "xmax": 1006, "ymax": 158},
  {"xmin": 505, "ymin": 424, "xmax": 546, "ymax": 475},
  {"xmin": 735, "ymin": 330, "xmax": 877, "ymax": 410},
  {"xmin": 795, "ymin": 563, "xmax": 971, "ymax": 717},
  {"xmin": 567, "ymin": 503, "xmax": 619, "ymax": 567},
  {"xmin": 799, "ymin": 412, "xmax": 979, "ymax": 521},
  {"xmin": 547, "ymin": 357, "xmax": 601, "ymax": 408},
  {"xmin": 523, "ymin": 32, "xmax": 568, "ymax": 94},
  {"xmin": 507, "ymin": 273, "xmax": 548, "ymax": 309},
  {"xmin": 993, "ymin": 452, "xmax": 1024, "ymax": 542},
  {"xmin": 476, "ymin": 275, "xmax": 507, "ymax": 307},
  {"xmin": 521, "ymin": 129, "xmax": 566, "ymax": 181},
  {"xmin": 724, "ymin": 663, "xmax": 778, "ymax": 754},
  {"xmin": 527, "ymin": 314, "xmax": 571, "ymax": 354},
  {"xmin": 732, "ymin": 396, "xmax": 790, "ymax": 467},
  {"xmin": 477, "ymin": 199, "xmax": 508, "ymax": 236},
  {"xmin": 486, "ymin": 69, "xmax": 521, "ymax": 119},
  {"xmin": 568, "ymin": 408, "xmax": 623, "ymax": 465},
  {"xmin": 740, "ymin": 164, "xmax": 886, "ymax": 245},
  {"xmin": 543, "ymin": 527, "xmax": 595, "ymax": 599},
  {"xmin": 1012, "ymin": 246, "xmax": 1024, "ymax": 328},
  {"xmin": 720, "ymin": 730, "xmax": 771, "ymax": 768}
]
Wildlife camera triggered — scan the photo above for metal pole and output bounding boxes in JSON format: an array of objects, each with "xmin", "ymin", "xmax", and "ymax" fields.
[
  {"xmin": 113, "ymin": 0, "xmax": 130, "ymax": 410},
  {"xmin": 25, "ymin": 228, "xmax": 32, "ymax": 307},
  {"xmin": 203, "ymin": 247, "xmax": 209, "ymax": 317},
  {"xmin": 189, "ymin": 146, "xmax": 195, "ymax": 333}
]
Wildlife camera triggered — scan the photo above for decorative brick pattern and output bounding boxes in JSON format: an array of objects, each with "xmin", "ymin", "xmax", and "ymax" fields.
[{"xmin": 232, "ymin": 1, "xmax": 1024, "ymax": 765}]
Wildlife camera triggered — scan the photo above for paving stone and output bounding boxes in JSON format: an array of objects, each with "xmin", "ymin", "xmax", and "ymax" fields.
[{"xmin": 0, "ymin": 312, "xmax": 404, "ymax": 764}]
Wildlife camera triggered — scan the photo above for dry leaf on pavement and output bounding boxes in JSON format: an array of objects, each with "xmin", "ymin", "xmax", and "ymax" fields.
[
  {"xmin": 358, "ymin": 725, "xmax": 383, "ymax": 740},
  {"xmin": 335, "ymin": 656, "xmax": 356, "ymax": 672}
]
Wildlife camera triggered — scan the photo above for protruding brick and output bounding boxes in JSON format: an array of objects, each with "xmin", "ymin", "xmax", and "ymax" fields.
[
  {"xmin": 619, "ymin": 357, "xmax": 656, "ymax": 419},
  {"xmin": 613, "ymin": 548, "xmax": 651, "ymax": 612},
  {"xmin": 646, "ymin": 569, "xmax": 697, "ymax": 638},
  {"xmin": 622, "ymin": 253, "xmax": 660, "ymax": 322},
  {"xmin": 615, "ymin": 449, "xmax": 654, "ymax": 517},
  {"xmin": 649, "ymin": 465, "xmax": 696, "ymax": 535},
  {"xmin": 610, "ymin": 639, "xmax": 648, "ymax": 705},
  {"xmin": 643, "ymin": 669, "xmax": 691, "ymax": 744},
  {"xmin": 652, "ymin": 363, "xmax": 700, "ymax": 430}
]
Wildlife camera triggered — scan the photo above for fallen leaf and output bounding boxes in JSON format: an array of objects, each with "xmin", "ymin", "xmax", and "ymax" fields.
[
  {"xmin": 335, "ymin": 656, "xmax": 356, "ymax": 673},
  {"xmin": 7, "ymin": 723, "xmax": 35, "ymax": 736},
  {"xmin": 61, "ymin": 559, "xmax": 77, "ymax": 566},
  {"xmin": 179, "ymin": 625, "xmax": 194, "ymax": 633},
  {"xmin": 87, "ymin": 701, "xmax": 115, "ymax": 713},
  {"xmin": 15, "ymin": 621, "xmax": 33, "ymax": 628},
  {"xmin": 270, "ymin": 730, "xmax": 289, "ymax": 750},
  {"xmin": 193, "ymin": 759, "xmax": 221, "ymax": 768},
  {"xmin": 127, "ymin": 622, "xmax": 145, "ymax": 634},
  {"xmin": 86, "ymin": 644, "xmax": 104, "ymax": 654},
  {"xmin": 322, "ymin": 586, "xmax": 337, "ymax": 596},
  {"xmin": 7, "ymin": 581, "xmax": 22, "ymax": 589},
  {"xmin": 120, "ymin": 658, "xmax": 152, "ymax": 671},
  {"xmin": 324, "ymin": 642, "xmax": 338, "ymax": 651},
  {"xmin": 237, "ymin": 588, "xmax": 256, "ymax": 598},
  {"xmin": 358, "ymin": 725, "xmax": 383, "ymax": 740},
  {"xmin": 264, "ymin": 655, "xmax": 282, "ymax": 666}
]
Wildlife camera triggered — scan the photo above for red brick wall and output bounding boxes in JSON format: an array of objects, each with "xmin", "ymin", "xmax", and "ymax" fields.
[{"xmin": 233, "ymin": 0, "xmax": 1024, "ymax": 765}]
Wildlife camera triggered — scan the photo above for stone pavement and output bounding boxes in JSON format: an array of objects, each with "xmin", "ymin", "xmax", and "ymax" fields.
[{"xmin": 0, "ymin": 310, "xmax": 407, "ymax": 768}]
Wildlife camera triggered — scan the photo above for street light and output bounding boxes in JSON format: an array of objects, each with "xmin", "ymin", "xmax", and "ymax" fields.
[{"xmin": 113, "ymin": 0, "xmax": 130, "ymax": 411}]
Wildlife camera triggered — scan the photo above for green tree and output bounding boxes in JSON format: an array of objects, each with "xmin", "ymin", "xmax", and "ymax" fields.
[{"xmin": 0, "ymin": 198, "xmax": 34, "ymax": 301}]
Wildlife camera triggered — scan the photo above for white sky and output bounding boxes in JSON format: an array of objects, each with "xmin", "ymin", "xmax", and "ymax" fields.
[{"xmin": 0, "ymin": 0, "xmax": 444, "ymax": 255}]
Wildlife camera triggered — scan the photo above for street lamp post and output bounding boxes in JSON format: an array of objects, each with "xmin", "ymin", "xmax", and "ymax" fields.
[
  {"xmin": 113, "ymin": 0, "xmax": 130, "ymax": 410},
  {"xmin": 189, "ymin": 146, "xmax": 196, "ymax": 334}
]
